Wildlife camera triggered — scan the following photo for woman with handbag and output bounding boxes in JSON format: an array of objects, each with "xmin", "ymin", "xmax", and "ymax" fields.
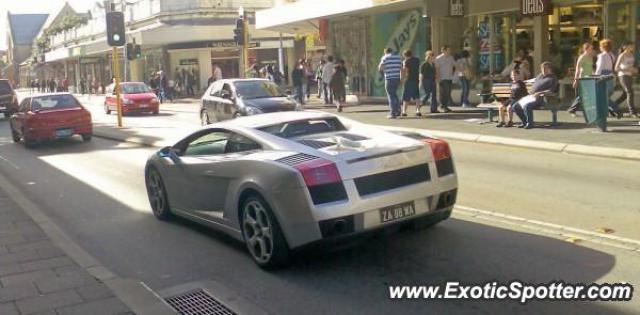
[{"xmin": 614, "ymin": 41, "xmax": 638, "ymax": 118}]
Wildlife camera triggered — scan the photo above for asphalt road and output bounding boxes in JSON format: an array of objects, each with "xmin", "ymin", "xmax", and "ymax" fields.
[{"xmin": 0, "ymin": 107, "xmax": 638, "ymax": 313}]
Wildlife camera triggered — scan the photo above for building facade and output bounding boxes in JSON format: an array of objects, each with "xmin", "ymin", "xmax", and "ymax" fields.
[
  {"xmin": 37, "ymin": 0, "xmax": 295, "ymax": 93},
  {"xmin": 258, "ymin": 0, "xmax": 639, "ymax": 98},
  {"xmin": 5, "ymin": 13, "xmax": 49, "ymax": 86}
]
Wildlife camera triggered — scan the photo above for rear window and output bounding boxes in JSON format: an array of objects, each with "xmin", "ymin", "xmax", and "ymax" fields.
[
  {"xmin": 258, "ymin": 117, "xmax": 346, "ymax": 138},
  {"xmin": 31, "ymin": 95, "xmax": 81, "ymax": 111},
  {"xmin": 121, "ymin": 83, "xmax": 151, "ymax": 94},
  {"xmin": 0, "ymin": 81, "xmax": 12, "ymax": 94}
]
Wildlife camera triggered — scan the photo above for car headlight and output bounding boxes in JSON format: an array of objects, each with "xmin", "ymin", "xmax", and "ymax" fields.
[{"xmin": 245, "ymin": 106, "xmax": 263, "ymax": 115}]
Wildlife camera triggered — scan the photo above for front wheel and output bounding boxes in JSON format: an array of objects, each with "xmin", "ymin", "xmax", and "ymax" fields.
[
  {"xmin": 104, "ymin": 104, "xmax": 111, "ymax": 115},
  {"xmin": 81, "ymin": 134, "xmax": 92, "ymax": 142},
  {"xmin": 11, "ymin": 128, "xmax": 20, "ymax": 143},
  {"xmin": 145, "ymin": 168, "xmax": 173, "ymax": 220},
  {"xmin": 201, "ymin": 110, "xmax": 211, "ymax": 126},
  {"xmin": 241, "ymin": 195, "xmax": 290, "ymax": 269}
]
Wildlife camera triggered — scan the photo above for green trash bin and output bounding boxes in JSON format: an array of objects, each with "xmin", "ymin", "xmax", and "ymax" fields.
[{"xmin": 578, "ymin": 75, "xmax": 613, "ymax": 132}]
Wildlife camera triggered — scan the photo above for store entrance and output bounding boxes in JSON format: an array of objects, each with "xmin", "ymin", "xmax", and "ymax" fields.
[{"xmin": 212, "ymin": 58, "xmax": 239, "ymax": 80}]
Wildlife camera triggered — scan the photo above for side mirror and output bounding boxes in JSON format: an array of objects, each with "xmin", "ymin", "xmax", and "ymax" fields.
[
  {"xmin": 159, "ymin": 146, "xmax": 181, "ymax": 161},
  {"xmin": 221, "ymin": 90, "xmax": 232, "ymax": 99}
]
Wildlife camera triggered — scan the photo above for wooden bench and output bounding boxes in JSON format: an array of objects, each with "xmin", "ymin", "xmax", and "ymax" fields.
[{"xmin": 477, "ymin": 82, "xmax": 560, "ymax": 125}]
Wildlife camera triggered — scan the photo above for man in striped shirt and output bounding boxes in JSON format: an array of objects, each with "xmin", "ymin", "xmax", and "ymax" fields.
[{"xmin": 379, "ymin": 48, "xmax": 402, "ymax": 118}]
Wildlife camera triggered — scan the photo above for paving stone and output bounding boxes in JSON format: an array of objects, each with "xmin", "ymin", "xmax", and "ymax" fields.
[
  {"xmin": 16, "ymin": 289, "xmax": 83, "ymax": 315},
  {"xmin": 56, "ymin": 297, "xmax": 130, "ymax": 315},
  {"xmin": 21, "ymin": 256, "xmax": 75, "ymax": 273},
  {"xmin": 0, "ymin": 283, "xmax": 39, "ymax": 303},
  {"xmin": 22, "ymin": 231, "xmax": 48, "ymax": 242},
  {"xmin": 0, "ymin": 302, "xmax": 20, "ymax": 315},
  {"xmin": 0, "ymin": 269, "xmax": 57, "ymax": 287},
  {"xmin": 7, "ymin": 240, "xmax": 55, "ymax": 254},
  {"xmin": 54, "ymin": 265, "xmax": 82, "ymax": 277},
  {"xmin": 0, "ymin": 235, "xmax": 27, "ymax": 246},
  {"xmin": 0, "ymin": 263, "xmax": 22, "ymax": 277},
  {"xmin": 36, "ymin": 247, "xmax": 65, "ymax": 259},
  {"xmin": 76, "ymin": 283, "xmax": 114, "ymax": 301},
  {"xmin": 35, "ymin": 271, "xmax": 98, "ymax": 294},
  {"xmin": 0, "ymin": 250, "xmax": 41, "ymax": 265}
]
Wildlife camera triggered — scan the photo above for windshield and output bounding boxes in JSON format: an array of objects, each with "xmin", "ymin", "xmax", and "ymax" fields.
[
  {"xmin": 235, "ymin": 81, "xmax": 286, "ymax": 99},
  {"xmin": 121, "ymin": 83, "xmax": 151, "ymax": 94},
  {"xmin": 0, "ymin": 81, "xmax": 12, "ymax": 94},
  {"xmin": 31, "ymin": 94, "xmax": 81, "ymax": 111},
  {"xmin": 258, "ymin": 117, "xmax": 347, "ymax": 138}
]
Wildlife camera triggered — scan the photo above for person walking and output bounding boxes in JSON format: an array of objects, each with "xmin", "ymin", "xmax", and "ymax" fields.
[
  {"xmin": 401, "ymin": 50, "xmax": 421, "ymax": 116},
  {"xmin": 378, "ymin": 48, "xmax": 402, "ymax": 119},
  {"xmin": 336, "ymin": 59, "xmax": 348, "ymax": 103},
  {"xmin": 330, "ymin": 61, "xmax": 347, "ymax": 112},
  {"xmin": 435, "ymin": 46, "xmax": 455, "ymax": 112},
  {"xmin": 420, "ymin": 51, "xmax": 439, "ymax": 113},
  {"xmin": 291, "ymin": 59, "xmax": 305, "ymax": 105},
  {"xmin": 304, "ymin": 59, "xmax": 314, "ymax": 100},
  {"xmin": 316, "ymin": 59, "xmax": 325, "ymax": 99},
  {"xmin": 322, "ymin": 56, "xmax": 335, "ymax": 105},
  {"xmin": 614, "ymin": 41, "xmax": 638, "ymax": 118},
  {"xmin": 456, "ymin": 50, "xmax": 472, "ymax": 108},
  {"xmin": 567, "ymin": 42, "xmax": 595, "ymax": 115},
  {"xmin": 595, "ymin": 38, "xmax": 621, "ymax": 118}
]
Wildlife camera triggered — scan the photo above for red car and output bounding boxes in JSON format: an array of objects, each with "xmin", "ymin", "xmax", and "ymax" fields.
[
  {"xmin": 104, "ymin": 82, "xmax": 160, "ymax": 115},
  {"xmin": 10, "ymin": 93, "xmax": 92, "ymax": 148}
]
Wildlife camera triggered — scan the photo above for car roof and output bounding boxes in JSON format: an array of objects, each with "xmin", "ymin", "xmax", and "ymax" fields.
[
  {"xmin": 216, "ymin": 111, "xmax": 338, "ymax": 129},
  {"xmin": 27, "ymin": 92, "xmax": 76, "ymax": 98}
]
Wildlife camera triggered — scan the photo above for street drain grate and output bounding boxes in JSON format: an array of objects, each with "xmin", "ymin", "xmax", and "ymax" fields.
[{"xmin": 165, "ymin": 289, "xmax": 238, "ymax": 315}]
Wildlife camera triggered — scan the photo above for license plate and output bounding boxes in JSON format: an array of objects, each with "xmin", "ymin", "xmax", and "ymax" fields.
[
  {"xmin": 379, "ymin": 202, "xmax": 416, "ymax": 223},
  {"xmin": 55, "ymin": 128, "xmax": 73, "ymax": 138},
  {"xmin": 139, "ymin": 103, "xmax": 149, "ymax": 108}
]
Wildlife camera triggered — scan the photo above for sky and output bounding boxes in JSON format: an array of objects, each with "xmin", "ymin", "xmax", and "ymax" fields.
[{"xmin": 1, "ymin": 0, "xmax": 96, "ymax": 50}]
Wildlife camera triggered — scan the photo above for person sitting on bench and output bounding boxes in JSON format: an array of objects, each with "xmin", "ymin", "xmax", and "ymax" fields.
[
  {"xmin": 497, "ymin": 69, "xmax": 528, "ymax": 128},
  {"xmin": 512, "ymin": 62, "xmax": 558, "ymax": 129}
]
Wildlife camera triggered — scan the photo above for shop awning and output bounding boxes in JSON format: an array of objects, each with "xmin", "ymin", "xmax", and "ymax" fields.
[{"xmin": 256, "ymin": 0, "xmax": 422, "ymax": 33}]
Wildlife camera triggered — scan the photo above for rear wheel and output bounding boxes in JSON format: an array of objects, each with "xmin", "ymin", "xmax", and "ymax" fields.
[
  {"xmin": 146, "ymin": 167, "xmax": 173, "ymax": 220},
  {"xmin": 152, "ymin": 110, "xmax": 159, "ymax": 115},
  {"xmin": 233, "ymin": 112, "xmax": 242, "ymax": 119},
  {"xmin": 81, "ymin": 134, "xmax": 92, "ymax": 142},
  {"xmin": 104, "ymin": 104, "xmax": 111, "ymax": 114},
  {"xmin": 241, "ymin": 195, "xmax": 290, "ymax": 269},
  {"xmin": 11, "ymin": 128, "xmax": 20, "ymax": 143}
]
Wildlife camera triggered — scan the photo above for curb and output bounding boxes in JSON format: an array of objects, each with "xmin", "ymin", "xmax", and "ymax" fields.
[
  {"xmin": 0, "ymin": 171, "xmax": 176, "ymax": 315},
  {"xmin": 380, "ymin": 126, "xmax": 640, "ymax": 162}
]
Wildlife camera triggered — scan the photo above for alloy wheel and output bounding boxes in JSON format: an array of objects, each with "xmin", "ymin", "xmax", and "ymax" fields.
[
  {"xmin": 147, "ymin": 170, "xmax": 167, "ymax": 217},
  {"xmin": 242, "ymin": 200, "xmax": 274, "ymax": 264},
  {"xmin": 201, "ymin": 110, "xmax": 210, "ymax": 126}
]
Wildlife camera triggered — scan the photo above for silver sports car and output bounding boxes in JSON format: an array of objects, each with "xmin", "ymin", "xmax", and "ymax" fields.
[{"xmin": 145, "ymin": 111, "xmax": 457, "ymax": 268}]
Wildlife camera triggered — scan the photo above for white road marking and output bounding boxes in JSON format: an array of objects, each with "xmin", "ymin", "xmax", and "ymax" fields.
[
  {"xmin": 453, "ymin": 204, "xmax": 640, "ymax": 253},
  {"xmin": 0, "ymin": 155, "xmax": 20, "ymax": 170}
]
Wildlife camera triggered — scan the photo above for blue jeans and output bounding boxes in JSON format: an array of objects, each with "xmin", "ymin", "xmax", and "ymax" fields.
[
  {"xmin": 385, "ymin": 79, "xmax": 401, "ymax": 116},
  {"xmin": 459, "ymin": 77, "xmax": 470, "ymax": 106},
  {"xmin": 421, "ymin": 79, "xmax": 438, "ymax": 112},
  {"xmin": 513, "ymin": 98, "xmax": 542, "ymax": 126},
  {"xmin": 294, "ymin": 84, "xmax": 304, "ymax": 104}
]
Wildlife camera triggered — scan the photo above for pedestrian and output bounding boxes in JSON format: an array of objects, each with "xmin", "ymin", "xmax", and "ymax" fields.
[
  {"xmin": 187, "ymin": 70, "xmax": 195, "ymax": 96},
  {"xmin": 213, "ymin": 63, "xmax": 223, "ymax": 82},
  {"xmin": 35, "ymin": 78, "xmax": 40, "ymax": 93},
  {"xmin": 378, "ymin": 47, "xmax": 402, "ymax": 119},
  {"xmin": 291, "ymin": 59, "xmax": 305, "ymax": 105},
  {"xmin": 316, "ymin": 59, "xmax": 325, "ymax": 99},
  {"xmin": 568, "ymin": 42, "xmax": 595, "ymax": 115},
  {"xmin": 92, "ymin": 77, "xmax": 98, "ymax": 95},
  {"xmin": 435, "ymin": 46, "xmax": 455, "ymax": 112},
  {"xmin": 322, "ymin": 56, "xmax": 335, "ymax": 105},
  {"xmin": 595, "ymin": 38, "xmax": 621, "ymax": 118},
  {"xmin": 456, "ymin": 50, "xmax": 472, "ymax": 108},
  {"xmin": 207, "ymin": 74, "xmax": 215, "ymax": 88},
  {"xmin": 48, "ymin": 78, "xmax": 56, "ymax": 93},
  {"xmin": 330, "ymin": 61, "xmax": 346, "ymax": 112},
  {"xmin": 401, "ymin": 49, "xmax": 421, "ymax": 117},
  {"xmin": 420, "ymin": 51, "xmax": 439, "ymax": 113},
  {"xmin": 512, "ymin": 62, "xmax": 558, "ymax": 129},
  {"xmin": 613, "ymin": 41, "xmax": 638, "ymax": 118},
  {"xmin": 496, "ymin": 69, "xmax": 527, "ymax": 128},
  {"xmin": 246, "ymin": 63, "xmax": 261, "ymax": 78},
  {"xmin": 304, "ymin": 59, "xmax": 314, "ymax": 100},
  {"xmin": 80, "ymin": 77, "xmax": 86, "ymax": 95}
]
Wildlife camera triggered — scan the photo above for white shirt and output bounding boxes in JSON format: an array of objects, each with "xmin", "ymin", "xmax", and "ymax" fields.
[
  {"xmin": 321, "ymin": 62, "xmax": 335, "ymax": 84},
  {"xmin": 435, "ymin": 54, "xmax": 456, "ymax": 81},
  {"xmin": 595, "ymin": 52, "xmax": 616, "ymax": 75},
  {"xmin": 213, "ymin": 66, "xmax": 223, "ymax": 81}
]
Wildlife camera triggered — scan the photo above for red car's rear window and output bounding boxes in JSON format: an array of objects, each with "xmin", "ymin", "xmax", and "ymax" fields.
[{"xmin": 32, "ymin": 95, "xmax": 81, "ymax": 111}]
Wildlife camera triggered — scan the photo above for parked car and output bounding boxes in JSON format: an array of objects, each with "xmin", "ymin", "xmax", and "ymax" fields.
[
  {"xmin": 145, "ymin": 111, "xmax": 457, "ymax": 268},
  {"xmin": 0, "ymin": 79, "xmax": 19, "ymax": 118},
  {"xmin": 200, "ymin": 79, "xmax": 298, "ymax": 125},
  {"xmin": 105, "ymin": 82, "xmax": 160, "ymax": 115},
  {"xmin": 10, "ymin": 93, "xmax": 92, "ymax": 148}
]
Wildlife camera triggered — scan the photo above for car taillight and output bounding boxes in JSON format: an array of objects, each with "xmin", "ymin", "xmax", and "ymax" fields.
[
  {"xmin": 423, "ymin": 138, "xmax": 451, "ymax": 161},
  {"xmin": 294, "ymin": 159, "xmax": 342, "ymax": 186}
]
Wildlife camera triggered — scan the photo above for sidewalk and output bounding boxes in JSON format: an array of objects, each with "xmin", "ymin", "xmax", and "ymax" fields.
[{"xmin": 0, "ymin": 189, "xmax": 133, "ymax": 315}]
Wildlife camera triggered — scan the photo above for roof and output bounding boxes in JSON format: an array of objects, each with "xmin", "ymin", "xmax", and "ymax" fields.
[
  {"xmin": 217, "ymin": 111, "xmax": 336, "ymax": 129},
  {"xmin": 7, "ymin": 13, "xmax": 49, "ymax": 45}
]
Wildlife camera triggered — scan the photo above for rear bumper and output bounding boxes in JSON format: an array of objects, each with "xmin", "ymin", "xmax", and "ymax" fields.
[
  {"xmin": 25, "ymin": 124, "xmax": 93, "ymax": 140},
  {"xmin": 122, "ymin": 104, "xmax": 159, "ymax": 113}
]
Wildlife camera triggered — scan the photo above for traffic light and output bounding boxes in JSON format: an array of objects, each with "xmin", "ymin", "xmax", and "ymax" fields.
[
  {"xmin": 233, "ymin": 18, "xmax": 244, "ymax": 46},
  {"xmin": 134, "ymin": 44, "xmax": 141, "ymax": 59},
  {"xmin": 126, "ymin": 43, "xmax": 135, "ymax": 60},
  {"xmin": 106, "ymin": 12, "xmax": 126, "ymax": 47}
]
